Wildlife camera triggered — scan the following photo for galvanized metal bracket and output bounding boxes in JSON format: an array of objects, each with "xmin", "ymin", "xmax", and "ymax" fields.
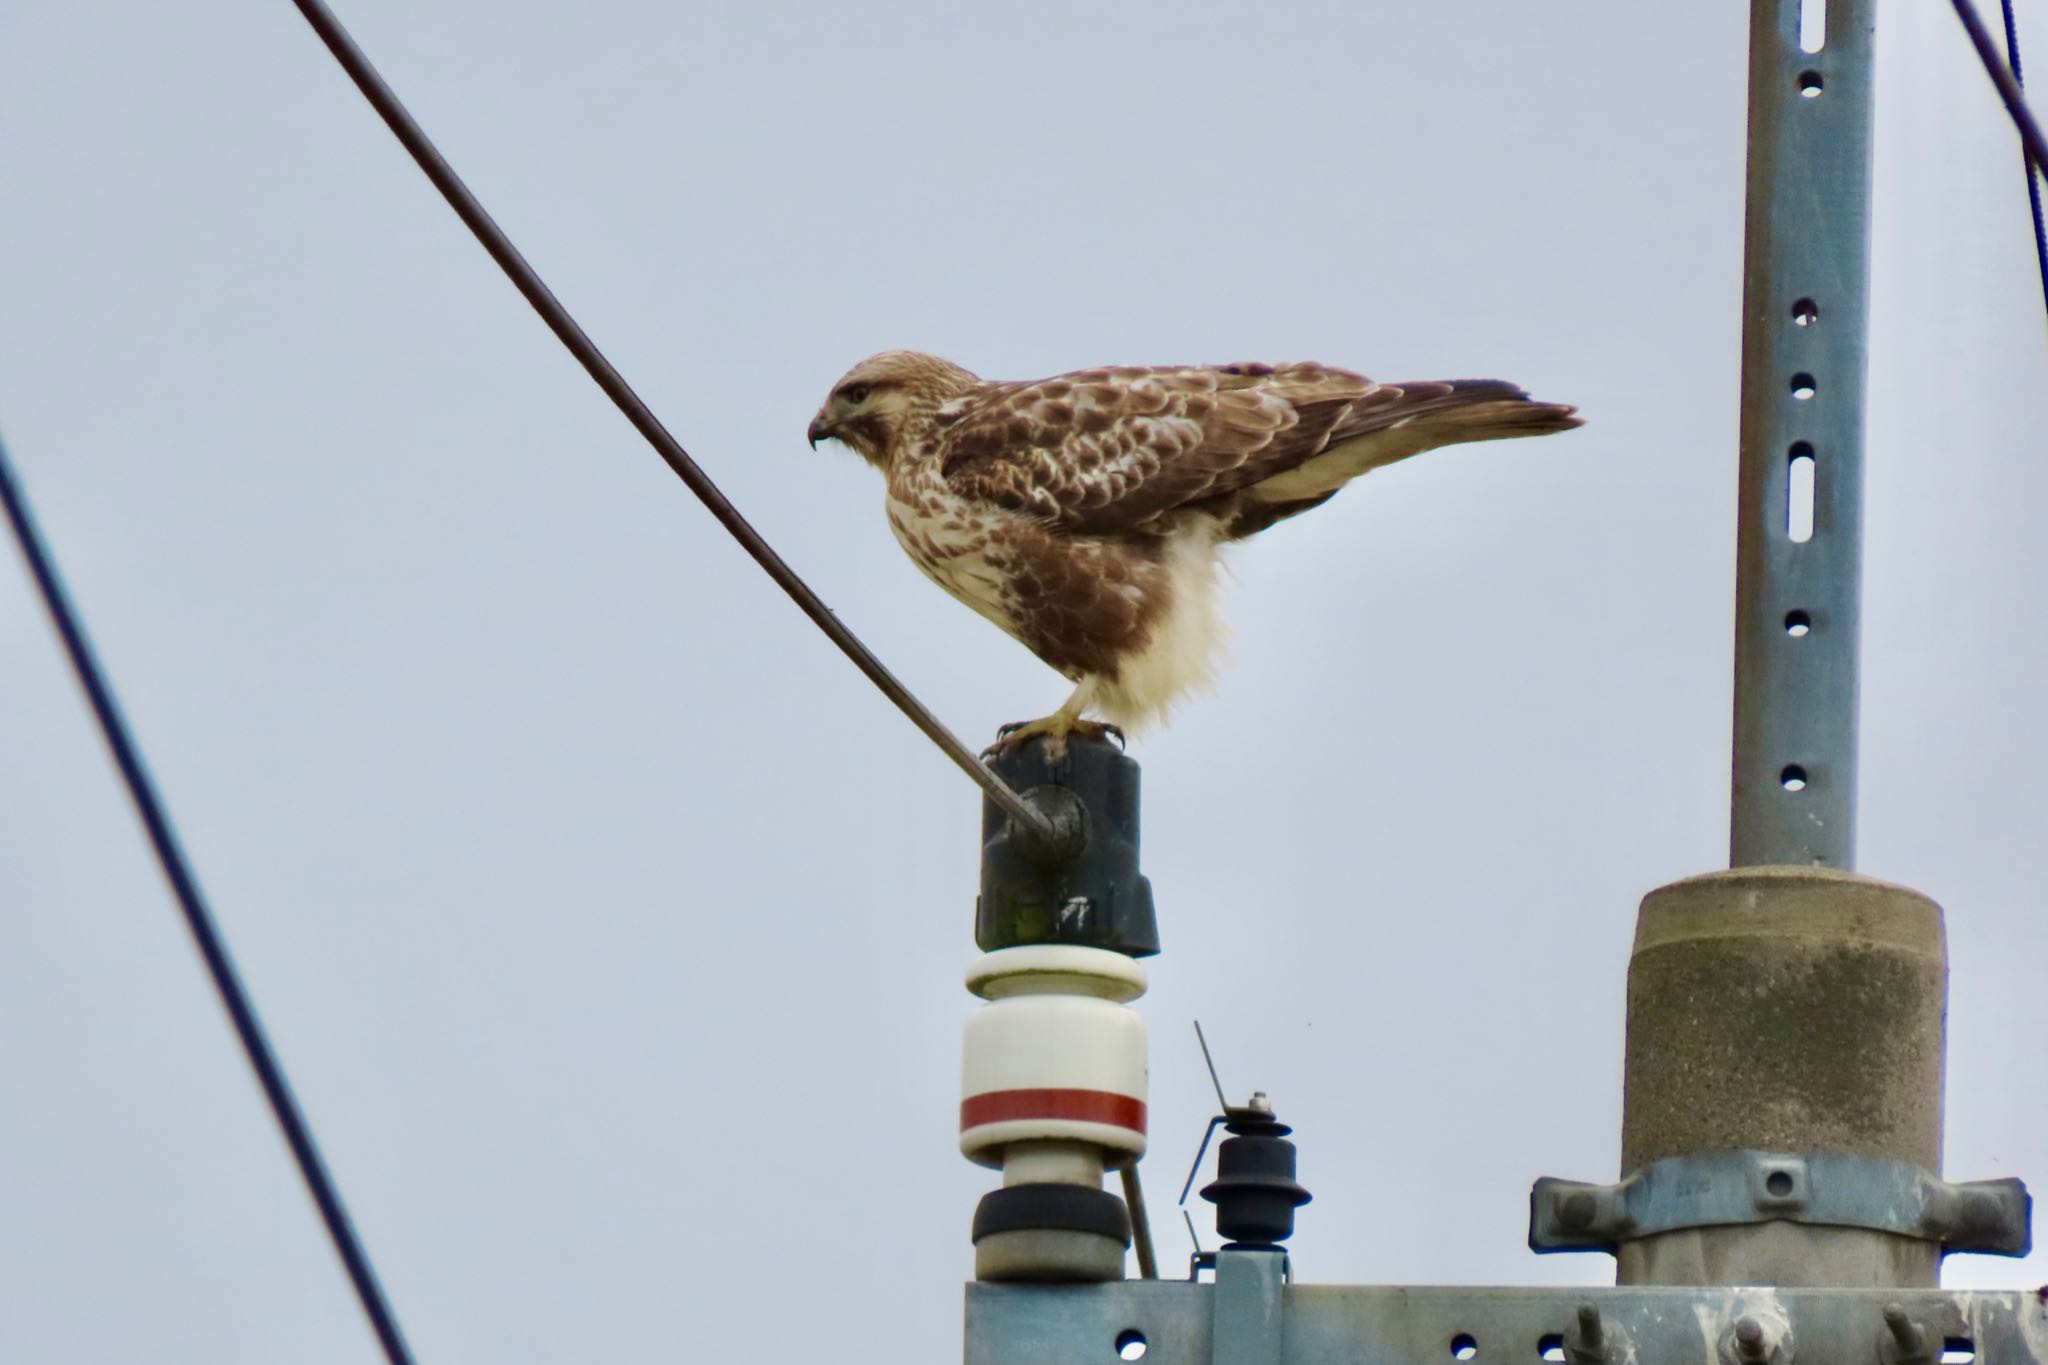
[
  {"xmin": 1530, "ymin": 1150, "xmax": 2031, "ymax": 1256},
  {"xmin": 1212, "ymin": 1250, "xmax": 1286, "ymax": 1365},
  {"xmin": 1728, "ymin": 0, "xmax": 1879, "ymax": 868},
  {"xmin": 963, "ymin": 1282, "xmax": 2048, "ymax": 1365}
]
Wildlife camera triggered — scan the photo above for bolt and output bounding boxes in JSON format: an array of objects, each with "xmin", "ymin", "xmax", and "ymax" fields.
[
  {"xmin": 1010, "ymin": 784, "xmax": 1089, "ymax": 864},
  {"xmin": 1567, "ymin": 1302, "xmax": 1610, "ymax": 1364},
  {"xmin": 1881, "ymin": 1304, "xmax": 1928, "ymax": 1364},
  {"xmin": 1560, "ymin": 1192, "xmax": 1598, "ymax": 1231},
  {"xmin": 1733, "ymin": 1317, "xmax": 1769, "ymax": 1363},
  {"xmin": 1248, "ymin": 1091, "xmax": 1273, "ymax": 1115}
]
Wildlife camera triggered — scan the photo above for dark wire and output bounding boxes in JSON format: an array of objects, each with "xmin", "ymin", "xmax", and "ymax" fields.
[
  {"xmin": 1949, "ymin": 0, "xmax": 2048, "ymax": 177},
  {"xmin": 0, "ymin": 437, "xmax": 417, "ymax": 1365},
  {"xmin": 285, "ymin": 0, "xmax": 1056, "ymax": 843},
  {"xmin": 1998, "ymin": 0, "xmax": 2048, "ymax": 320}
]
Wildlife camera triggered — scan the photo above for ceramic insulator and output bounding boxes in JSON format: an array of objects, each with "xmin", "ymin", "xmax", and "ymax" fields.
[{"xmin": 960, "ymin": 945, "xmax": 1148, "ymax": 1168}]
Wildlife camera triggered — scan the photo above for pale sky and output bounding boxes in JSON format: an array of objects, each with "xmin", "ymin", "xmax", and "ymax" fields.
[{"xmin": 3, "ymin": 2, "xmax": 2045, "ymax": 1361}]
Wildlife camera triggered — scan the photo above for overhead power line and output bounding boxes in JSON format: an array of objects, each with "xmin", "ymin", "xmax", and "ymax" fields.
[
  {"xmin": 1948, "ymin": 0, "xmax": 2048, "ymax": 174},
  {"xmin": 285, "ymin": 0, "xmax": 1062, "ymax": 847},
  {"xmin": 1995, "ymin": 0, "xmax": 2048, "ymax": 320},
  {"xmin": 0, "ymin": 437, "xmax": 418, "ymax": 1365}
]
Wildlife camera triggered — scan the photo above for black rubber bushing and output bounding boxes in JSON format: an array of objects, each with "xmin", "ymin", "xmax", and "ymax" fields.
[{"xmin": 971, "ymin": 1183, "xmax": 1131, "ymax": 1245}]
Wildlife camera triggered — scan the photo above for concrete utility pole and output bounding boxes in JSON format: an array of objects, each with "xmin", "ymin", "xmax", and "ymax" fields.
[
  {"xmin": 1520, "ymin": 0, "xmax": 2029, "ymax": 1301},
  {"xmin": 962, "ymin": 1, "xmax": 2036, "ymax": 1360},
  {"xmin": 1615, "ymin": 0, "xmax": 1949, "ymax": 1292}
]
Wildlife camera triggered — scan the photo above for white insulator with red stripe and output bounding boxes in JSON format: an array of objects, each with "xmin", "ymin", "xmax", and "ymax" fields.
[{"xmin": 960, "ymin": 945, "xmax": 1149, "ymax": 1168}]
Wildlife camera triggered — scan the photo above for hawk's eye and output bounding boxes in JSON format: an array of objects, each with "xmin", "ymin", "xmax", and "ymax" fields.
[{"xmin": 840, "ymin": 383, "xmax": 872, "ymax": 405}]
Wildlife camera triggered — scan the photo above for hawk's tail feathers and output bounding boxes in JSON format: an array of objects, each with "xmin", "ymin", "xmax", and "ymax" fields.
[
  {"xmin": 1389, "ymin": 378, "xmax": 1583, "ymax": 445},
  {"xmin": 1223, "ymin": 377, "xmax": 1581, "ymax": 539}
]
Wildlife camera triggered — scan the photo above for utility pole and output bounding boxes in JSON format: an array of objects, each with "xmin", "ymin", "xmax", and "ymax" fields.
[
  {"xmin": 1605, "ymin": 0, "xmax": 1949, "ymax": 1293},
  {"xmin": 961, "ymin": 2, "xmax": 2038, "ymax": 1360}
]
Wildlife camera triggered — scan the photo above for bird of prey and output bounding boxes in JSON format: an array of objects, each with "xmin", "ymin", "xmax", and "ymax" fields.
[{"xmin": 808, "ymin": 350, "xmax": 1578, "ymax": 755}]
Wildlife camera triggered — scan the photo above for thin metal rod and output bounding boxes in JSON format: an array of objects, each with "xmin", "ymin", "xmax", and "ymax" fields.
[
  {"xmin": 1730, "ymin": 0, "xmax": 1876, "ymax": 868},
  {"xmin": 1950, "ymin": 0, "xmax": 2048, "ymax": 177},
  {"xmin": 1178, "ymin": 1117, "xmax": 1226, "ymax": 1207},
  {"xmin": 284, "ymin": 0, "xmax": 1053, "ymax": 843},
  {"xmin": 0, "ymin": 436, "xmax": 417, "ymax": 1365},
  {"xmin": 1120, "ymin": 1163, "xmax": 1159, "ymax": 1280},
  {"xmin": 1194, "ymin": 1020, "xmax": 1230, "ymax": 1112}
]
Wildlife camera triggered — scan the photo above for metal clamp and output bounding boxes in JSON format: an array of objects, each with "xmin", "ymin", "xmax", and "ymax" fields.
[{"xmin": 1530, "ymin": 1151, "xmax": 2030, "ymax": 1255}]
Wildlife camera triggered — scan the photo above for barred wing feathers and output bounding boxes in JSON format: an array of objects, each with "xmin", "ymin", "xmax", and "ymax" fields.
[{"xmin": 935, "ymin": 362, "xmax": 1578, "ymax": 538}]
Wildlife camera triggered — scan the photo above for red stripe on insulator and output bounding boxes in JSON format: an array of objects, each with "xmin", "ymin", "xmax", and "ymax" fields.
[{"xmin": 960, "ymin": 1088, "xmax": 1147, "ymax": 1133}]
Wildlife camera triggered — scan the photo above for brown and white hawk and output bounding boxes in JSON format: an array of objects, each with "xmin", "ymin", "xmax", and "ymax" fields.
[{"xmin": 807, "ymin": 350, "xmax": 1578, "ymax": 754}]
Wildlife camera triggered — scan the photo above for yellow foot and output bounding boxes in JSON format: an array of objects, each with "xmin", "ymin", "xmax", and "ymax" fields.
[{"xmin": 982, "ymin": 715, "xmax": 1125, "ymax": 762}]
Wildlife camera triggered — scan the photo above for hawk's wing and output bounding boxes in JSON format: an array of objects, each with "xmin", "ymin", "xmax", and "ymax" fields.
[{"xmin": 935, "ymin": 362, "xmax": 1515, "ymax": 535}]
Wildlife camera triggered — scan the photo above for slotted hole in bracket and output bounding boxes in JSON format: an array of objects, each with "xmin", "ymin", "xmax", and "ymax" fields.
[
  {"xmin": 1798, "ymin": 70, "xmax": 1824, "ymax": 97},
  {"xmin": 1787, "ymin": 444, "xmax": 1816, "ymax": 543},
  {"xmin": 1765, "ymin": 1170, "xmax": 1796, "ymax": 1196},
  {"xmin": 1451, "ymin": 1333, "xmax": 1479, "ymax": 1360},
  {"xmin": 1799, "ymin": 0, "xmax": 1827, "ymax": 52},
  {"xmin": 1791, "ymin": 372, "xmax": 1817, "ymax": 400},
  {"xmin": 1116, "ymin": 1328, "xmax": 1148, "ymax": 1361},
  {"xmin": 1538, "ymin": 1335, "xmax": 1566, "ymax": 1362},
  {"xmin": 1781, "ymin": 764, "xmax": 1809, "ymax": 792},
  {"xmin": 1792, "ymin": 297, "xmax": 1820, "ymax": 326},
  {"xmin": 1941, "ymin": 1340, "xmax": 1976, "ymax": 1364},
  {"xmin": 1785, "ymin": 609, "xmax": 1812, "ymax": 637}
]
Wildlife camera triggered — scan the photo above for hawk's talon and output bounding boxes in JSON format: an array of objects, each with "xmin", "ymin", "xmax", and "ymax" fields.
[{"xmin": 981, "ymin": 714, "xmax": 1121, "ymax": 762}]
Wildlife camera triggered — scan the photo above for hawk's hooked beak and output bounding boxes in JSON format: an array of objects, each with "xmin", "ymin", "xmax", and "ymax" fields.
[{"xmin": 807, "ymin": 414, "xmax": 834, "ymax": 450}]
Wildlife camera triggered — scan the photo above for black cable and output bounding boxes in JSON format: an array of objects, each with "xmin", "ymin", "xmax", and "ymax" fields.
[
  {"xmin": 1998, "ymin": 0, "xmax": 2048, "ymax": 319},
  {"xmin": 285, "ymin": 0, "xmax": 1063, "ymax": 846},
  {"xmin": 0, "ymin": 437, "xmax": 417, "ymax": 1365},
  {"xmin": 1949, "ymin": 0, "xmax": 2048, "ymax": 177}
]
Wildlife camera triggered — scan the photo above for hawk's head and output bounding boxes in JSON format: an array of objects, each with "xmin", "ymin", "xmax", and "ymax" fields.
[{"xmin": 808, "ymin": 350, "xmax": 979, "ymax": 467}]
